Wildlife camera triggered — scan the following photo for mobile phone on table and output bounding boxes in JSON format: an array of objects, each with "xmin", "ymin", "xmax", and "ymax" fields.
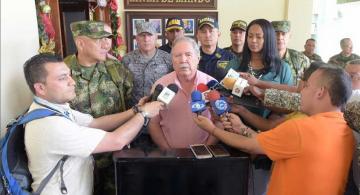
[
  {"xmin": 190, "ymin": 144, "xmax": 213, "ymax": 159},
  {"xmin": 207, "ymin": 144, "xmax": 230, "ymax": 157}
]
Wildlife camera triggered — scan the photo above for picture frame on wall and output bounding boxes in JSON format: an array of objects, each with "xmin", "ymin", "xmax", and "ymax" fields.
[
  {"xmin": 125, "ymin": 12, "xmax": 218, "ymax": 52},
  {"xmin": 132, "ymin": 19, "xmax": 146, "ymax": 36},
  {"xmin": 149, "ymin": 19, "xmax": 162, "ymax": 35},
  {"xmin": 183, "ymin": 19, "xmax": 195, "ymax": 36}
]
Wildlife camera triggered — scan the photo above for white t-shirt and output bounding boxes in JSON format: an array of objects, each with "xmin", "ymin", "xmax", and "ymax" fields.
[{"xmin": 25, "ymin": 97, "xmax": 106, "ymax": 195}]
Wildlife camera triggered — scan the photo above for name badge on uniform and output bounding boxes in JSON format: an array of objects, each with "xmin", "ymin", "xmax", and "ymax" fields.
[{"xmin": 217, "ymin": 61, "xmax": 229, "ymax": 70}]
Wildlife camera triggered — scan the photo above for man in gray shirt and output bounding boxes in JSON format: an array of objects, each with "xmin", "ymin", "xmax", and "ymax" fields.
[
  {"xmin": 122, "ymin": 22, "xmax": 172, "ymax": 107},
  {"xmin": 122, "ymin": 22, "xmax": 172, "ymax": 147}
]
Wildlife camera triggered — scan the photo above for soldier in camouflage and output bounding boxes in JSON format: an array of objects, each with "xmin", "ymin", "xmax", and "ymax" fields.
[
  {"xmin": 272, "ymin": 20, "xmax": 310, "ymax": 85},
  {"xmin": 64, "ymin": 20, "xmax": 133, "ymax": 195},
  {"xmin": 303, "ymin": 38, "xmax": 323, "ymax": 62},
  {"xmin": 328, "ymin": 38, "xmax": 360, "ymax": 68},
  {"xmin": 223, "ymin": 20, "xmax": 247, "ymax": 59}
]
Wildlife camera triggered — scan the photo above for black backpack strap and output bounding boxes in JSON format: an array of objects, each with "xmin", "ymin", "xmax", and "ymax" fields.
[{"xmin": 33, "ymin": 156, "xmax": 69, "ymax": 195}]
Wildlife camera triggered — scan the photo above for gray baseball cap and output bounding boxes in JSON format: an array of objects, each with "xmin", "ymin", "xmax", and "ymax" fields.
[{"xmin": 136, "ymin": 22, "xmax": 156, "ymax": 35}]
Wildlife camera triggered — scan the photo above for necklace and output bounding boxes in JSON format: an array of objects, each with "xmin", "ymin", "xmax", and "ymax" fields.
[{"xmin": 248, "ymin": 62, "xmax": 264, "ymax": 79}]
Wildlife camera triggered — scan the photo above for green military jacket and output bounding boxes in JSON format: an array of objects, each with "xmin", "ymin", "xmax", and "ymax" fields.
[
  {"xmin": 328, "ymin": 53, "xmax": 360, "ymax": 69},
  {"xmin": 283, "ymin": 48, "xmax": 310, "ymax": 84},
  {"xmin": 302, "ymin": 52, "xmax": 323, "ymax": 63},
  {"xmin": 64, "ymin": 54, "xmax": 133, "ymax": 118}
]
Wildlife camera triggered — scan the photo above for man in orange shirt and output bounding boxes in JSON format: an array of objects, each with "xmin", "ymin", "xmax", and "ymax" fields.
[{"xmin": 194, "ymin": 65, "xmax": 354, "ymax": 195}]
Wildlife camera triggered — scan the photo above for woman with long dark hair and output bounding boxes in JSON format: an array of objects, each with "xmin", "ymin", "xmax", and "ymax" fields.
[
  {"xmin": 236, "ymin": 19, "xmax": 293, "ymax": 195},
  {"xmin": 238, "ymin": 18, "xmax": 293, "ymax": 117}
]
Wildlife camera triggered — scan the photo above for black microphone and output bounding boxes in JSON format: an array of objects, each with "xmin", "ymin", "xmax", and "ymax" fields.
[
  {"xmin": 150, "ymin": 84, "xmax": 164, "ymax": 101},
  {"xmin": 157, "ymin": 83, "xmax": 179, "ymax": 105}
]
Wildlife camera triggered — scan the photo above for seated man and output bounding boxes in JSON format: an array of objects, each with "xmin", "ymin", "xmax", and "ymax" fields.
[
  {"xmin": 195, "ymin": 65, "xmax": 354, "ymax": 195},
  {"xmin": 23, "ymin": 53, "xmax": 164, "ymax": 195},
  {"xmin": 148, "ymin": 37, "xmax": 218, "ymax": 149}
]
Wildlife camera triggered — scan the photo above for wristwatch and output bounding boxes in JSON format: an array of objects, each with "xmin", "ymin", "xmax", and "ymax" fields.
[{"xmin": 139, "ymin": 111, "xmax": 150, "ymax": 126}]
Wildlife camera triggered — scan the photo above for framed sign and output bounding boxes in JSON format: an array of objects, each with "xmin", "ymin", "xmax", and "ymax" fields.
[
  {"xmin": 124, "ymin": 0, "xmax": 217, "ymax": 10},
  {"xmin": 125, "ymin": 11, "xmax": 218, "ymax": 52}
]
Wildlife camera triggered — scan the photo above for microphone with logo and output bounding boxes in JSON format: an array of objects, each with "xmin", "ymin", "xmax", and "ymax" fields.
[
  {"xmin": 208, "ymin": 91, "xmax": 232, "ymax": 131},
  {"xmin": 157, "ymin": 83, "xmax": 179, "ymax": 105},
  {"xmin": 190, "ymin": 90, "xmax": 207, "ymax": 116}
]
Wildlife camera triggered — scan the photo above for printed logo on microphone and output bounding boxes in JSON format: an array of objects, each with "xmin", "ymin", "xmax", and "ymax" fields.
[
  {"xmin": 192, "ymin": 102, "xmax": 206, "ymax": 110},
  {"xmin": 215, "ymin": 99, "xmax": 228, "ymax": 111}
]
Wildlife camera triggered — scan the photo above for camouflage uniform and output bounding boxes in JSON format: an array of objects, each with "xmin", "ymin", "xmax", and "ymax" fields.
[
  {"xmin": 302, "ymin": 52, "xmax": 323, "ymax": 63},
  {"xmin": 271, "ymin": 20, "xmax": 310, "ymax": 85},
  {"xmin": 68, "ymin": 20, "xmax": 133, "ymax": 195},
  {"xmin": 344, "ymin": 101, "xmax": 360, "ymax": 194},
  {"xmin": 263, "ymin": 88, "xmax": 300, "ymax": 112},
  {"xmin": 282, "ymin": 48, "xmax": 310, "ymax": 85},
  {"xmin": 122, "ymin": 49, "xmax": 172, "ymax": 107},
  {"xmin": 345, "ymin": 101, "xmax": 360, "ymax": 132},
  {"xmin": 328, "ymin": 53, "xmax": 360, "ymax": 69},
  {"xmin": 64, "ymin": 55, "xmax": 133, "ymax": 117}
]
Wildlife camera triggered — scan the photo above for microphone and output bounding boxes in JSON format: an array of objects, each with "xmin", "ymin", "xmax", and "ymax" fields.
[
  {"xmin": 157, "ymin": 83, "xmax": 179, "ymax": 105},
  {"xmin": 210, "ymin": 97, "xmax": 231, "ymax": 116},
  {"xmin": 207, "ymin": 80, "xmax": 220, "ymax": 90},
  {"xmin": 207, "ymin": 90, "xmax": 221, "ymax": 102},
  {"xmin": 223, "ymin": 77, "xmax": 237, "ymax": 90},
  {"xmin": 197, "ymin": 83, "xmax": 209, "ymax": 93},
  {"xmin": 190, "ymin": 90, "xmax": 207, "ymax": 115},
  {"xmin": 197, "ymin": 83, "xmax": 210, "ymax": 102},
  {"xmin": 222, "ymin": 77, "xmax": 248, "ymax": 97},
  {"xmin": 150, "ymin": 84, "xmax": 164, "ymax": 101},
  {"xmin": 210, "ymin": 96, "xmax": 232, "ymax": 131}
]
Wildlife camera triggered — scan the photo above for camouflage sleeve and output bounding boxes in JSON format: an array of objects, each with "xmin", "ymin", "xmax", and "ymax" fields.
[
  {"xmin": 116, "ymin": 61, "xmax": 133, "ymax": 108},
  {"xmin": 328, "ymin": 56, "xmax": 338, "ymax": 65},
  {"xmin": 344, "ymin": 101, "xmax": 360, "ymax": 132},
  {"xmin": 263, "ymin": 88, "xmax": 300, "ymax": 112}
]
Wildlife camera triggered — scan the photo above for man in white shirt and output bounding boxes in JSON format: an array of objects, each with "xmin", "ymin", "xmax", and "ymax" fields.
[{"xmin": 23, "ymin": 53, "xmax": 164, "ymax": 195}]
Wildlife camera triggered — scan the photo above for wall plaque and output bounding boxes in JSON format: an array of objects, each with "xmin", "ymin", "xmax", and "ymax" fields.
[{"xmin": 124, "ymin": 0, "xmax": 217, "ymax": 10}]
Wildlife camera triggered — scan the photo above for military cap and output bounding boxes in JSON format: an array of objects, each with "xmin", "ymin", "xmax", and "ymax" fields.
[
  {"xmin": 166, "ymin": 18, "xmax": 184, "ymax": 31},
  {"xmin": 136, "ymin": 21, "xmax": 156, "ymax": 35},
  {"xmin": 271, "ymin": 20, "xmax": 291, "ymax": 33},
  {"xmin": 70, "ymin": 20, "xmax": 112, "ymax": 39},
  {"xmin": 197, "ymin": 16, "xmax": 219, "ymax": 29},
  {"xmin": 230, "ymin": 20, "xmax": 247, "ymax": 31}
]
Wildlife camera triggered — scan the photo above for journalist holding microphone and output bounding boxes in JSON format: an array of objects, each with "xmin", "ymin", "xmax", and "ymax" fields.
[
  {"xmin": 194, "ymin": 65, "xmax": 354, "ymax": 195},
  {"xmin": 148, "ymin": 37, "xmax": 219, "ymax": 149},
  {"xmin": 23, "ymin": 53, "xmax": 164, "ymax": 195}
]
